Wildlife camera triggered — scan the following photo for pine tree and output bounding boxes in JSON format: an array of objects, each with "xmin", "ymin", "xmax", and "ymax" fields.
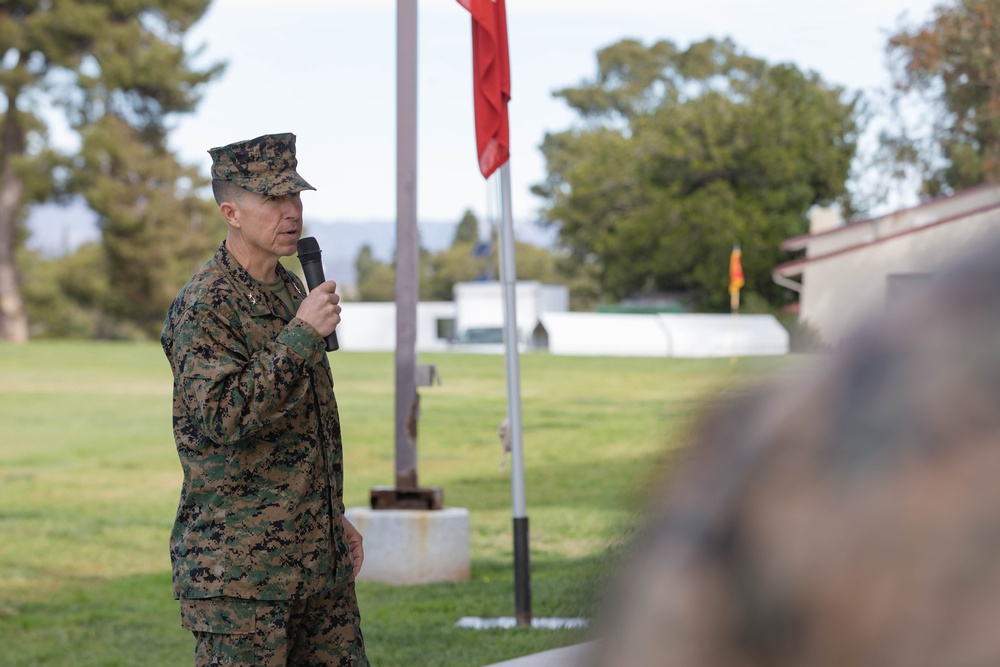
[{"xmin": 0, "ymin": 0, "xmax": 223, "ymax": 340}]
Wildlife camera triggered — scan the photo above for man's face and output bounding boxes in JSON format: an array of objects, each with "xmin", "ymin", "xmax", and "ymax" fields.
[{"xmin": 235, "ymin": 191, "xmax": 304, "ymax": 261}]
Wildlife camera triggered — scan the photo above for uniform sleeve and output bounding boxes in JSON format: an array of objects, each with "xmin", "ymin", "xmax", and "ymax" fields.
[{"xmin": 170, "ymin": 301, "xmax": 327, "ymax": 446}]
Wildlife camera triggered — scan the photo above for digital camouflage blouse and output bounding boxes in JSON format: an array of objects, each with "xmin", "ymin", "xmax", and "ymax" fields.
[{"xmin": 161, "ymin": 242, "xmax": 352, "ymax": 601}]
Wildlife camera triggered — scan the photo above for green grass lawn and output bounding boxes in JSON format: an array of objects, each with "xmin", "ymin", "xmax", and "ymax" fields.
[{"xmin": 0, "ymin": 341, "xmax": 797, "ymax": 666}]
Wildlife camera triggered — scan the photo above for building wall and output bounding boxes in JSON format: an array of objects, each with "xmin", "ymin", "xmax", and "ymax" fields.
[{"xmin": 800, "ymin": 209, "xmax": 1000, "ymax": 343}]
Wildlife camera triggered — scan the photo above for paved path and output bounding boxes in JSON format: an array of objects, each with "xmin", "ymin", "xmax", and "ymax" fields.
[{"xmin": 481, "ymin": 641, "xmax": 597, "ymax": 667}]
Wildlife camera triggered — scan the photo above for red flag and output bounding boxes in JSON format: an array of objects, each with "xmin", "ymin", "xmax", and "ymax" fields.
[{"xmin": 457, "ymin": 0, "xmax": 510, "ymax": 179}]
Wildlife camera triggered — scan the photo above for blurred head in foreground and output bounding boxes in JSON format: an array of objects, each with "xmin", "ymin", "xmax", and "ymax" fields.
[{"xmin": 592, "ymin": 240, "xmax": 1000, "ymax": 667}]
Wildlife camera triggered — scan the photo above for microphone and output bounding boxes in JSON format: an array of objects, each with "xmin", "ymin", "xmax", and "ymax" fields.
[{"xmin": 296, "ymin": 236, "xmax": 340, "ymax": 352}]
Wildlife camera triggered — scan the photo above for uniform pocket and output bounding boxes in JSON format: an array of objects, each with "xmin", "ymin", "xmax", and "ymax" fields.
[{"xmin": 180, "ymin": 597, "xmax": 257, "ymax": 634}]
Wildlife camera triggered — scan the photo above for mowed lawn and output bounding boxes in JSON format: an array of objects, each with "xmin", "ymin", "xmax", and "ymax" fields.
[{"xmin": 0, "ymin": 341, "xmax": 798, "ymax": 667}]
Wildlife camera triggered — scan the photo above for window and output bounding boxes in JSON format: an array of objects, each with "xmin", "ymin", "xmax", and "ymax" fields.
[
  {"xmin": 436, "ymin": 318, "xmax": 456, "ymax": 341},
  {"xmin": 459, "ymin": 327, "xmax": 504, "ymax": 344}
]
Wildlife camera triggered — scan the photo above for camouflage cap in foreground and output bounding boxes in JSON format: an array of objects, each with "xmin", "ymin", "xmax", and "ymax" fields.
[{"xmin": 208, "ymin": 133, "xmax": 316, "ymax": 196}]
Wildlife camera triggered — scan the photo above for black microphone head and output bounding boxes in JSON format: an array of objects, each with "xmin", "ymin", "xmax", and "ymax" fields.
[
  {"xmin": 297, "ymin": 236, "xmax": 321, "ymax": 258},
  {"xmin": 297, "ymin": 237, "xmax": 323, "ymax": 265}
]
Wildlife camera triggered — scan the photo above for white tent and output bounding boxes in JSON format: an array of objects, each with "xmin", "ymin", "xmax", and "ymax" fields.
[
  {"xmin": 539, "ymin": 313, "xmax": 671, "ymax": 357},
  {"xmin": 539, "ymin": 312, "xmax": 789, "ymax": 358},
  {"xmin": 338, "ymin": 301, "xmax": 789, "ymax": 358},
  {"xmin": 658, "ymin": 314, "xmax": 789, "ymax": 357}
]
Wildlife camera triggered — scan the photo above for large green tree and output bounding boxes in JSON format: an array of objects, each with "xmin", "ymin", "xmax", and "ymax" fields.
[
  {"xmin": 884, "ymin": 0, "xmax": 1000, "ymax": 196},
  {"xmin": 533, "ymin": 38, "xmax": 859, "ymax": 311},
  {"xmin": 0, "ymin": 0, "xmax": 222, "ymax": 341}
]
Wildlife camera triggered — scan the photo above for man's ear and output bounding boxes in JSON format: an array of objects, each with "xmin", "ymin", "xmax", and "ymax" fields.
[{"xmin": 220, "ymin": 201, "xmax": 239, "ymax": 228}]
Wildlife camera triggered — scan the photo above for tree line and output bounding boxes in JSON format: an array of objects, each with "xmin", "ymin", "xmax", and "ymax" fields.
[{"xmin": 2, "ymin": 0, "xmax": 995, "ymax": 341}]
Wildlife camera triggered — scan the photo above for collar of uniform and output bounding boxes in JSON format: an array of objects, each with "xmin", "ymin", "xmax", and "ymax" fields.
[
  {"xmin": 214, "ymin": 241, "xmax": 303, "ymax": 318},
  {"xmin": 276, "ymin": 262, "xmax": 308, "ymax": 308}
]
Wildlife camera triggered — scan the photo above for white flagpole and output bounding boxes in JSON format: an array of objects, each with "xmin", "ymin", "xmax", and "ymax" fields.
[{"xmin": 496, "ymin": 160, "xmax": 531, "ymax": 626}]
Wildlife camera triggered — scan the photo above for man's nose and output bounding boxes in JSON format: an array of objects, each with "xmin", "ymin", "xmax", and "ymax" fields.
[{"xmin": 282, "ymin": 196, "xmax": 303, "ymax": 217}]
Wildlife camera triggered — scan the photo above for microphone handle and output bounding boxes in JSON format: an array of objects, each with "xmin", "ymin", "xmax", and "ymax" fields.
[{"xmin": 300, "ymin": 261, "xmax": 340, "ymax": 352}]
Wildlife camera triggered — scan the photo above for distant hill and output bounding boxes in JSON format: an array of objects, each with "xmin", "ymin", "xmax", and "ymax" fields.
[{"xmin": 25, "ymin": 198, "xmax": 558, "ymax": 287}]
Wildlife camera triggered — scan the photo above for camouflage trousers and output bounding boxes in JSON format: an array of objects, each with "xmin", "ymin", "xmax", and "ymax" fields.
[{"xmin": 180, "ymin": 583, "xmax": 368, "ymax": 667}]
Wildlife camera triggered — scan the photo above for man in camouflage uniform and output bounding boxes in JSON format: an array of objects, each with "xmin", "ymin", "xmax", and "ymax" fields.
[
  {"xmin": 161, "ymin": 133, "xmax": 369, "ymax": 666},
  {"xmin": 588, "ymin": 237, "xmax": 1000, "ymax": 667}
]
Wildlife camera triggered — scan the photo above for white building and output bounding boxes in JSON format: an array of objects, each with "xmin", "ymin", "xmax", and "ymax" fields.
[
  {"xmin": 774, "ymin": 184, "xmax": 1000, "ymax": 344},
  {"xmin": 336, "ymin": 301, "xmax": 456, "ymax": 352},
  {"xmin": 452, "ymin": 281, "xmax": 569, "ymax": 348}
]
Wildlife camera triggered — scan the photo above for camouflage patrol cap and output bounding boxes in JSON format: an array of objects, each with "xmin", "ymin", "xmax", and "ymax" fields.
[{"xmin": 208, "ymin": 133, "xmax": 316, "ymax": 196}]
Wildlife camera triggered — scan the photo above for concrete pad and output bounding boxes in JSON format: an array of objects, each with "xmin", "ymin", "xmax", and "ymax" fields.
[
  {"xmin": 480, "ymin": 641, "xmax": 598, "ymax": 667},
  {"xmin": 345, "ymin": 507, "xmax": 470, "ymax": 585},
  {"xmin": 456, "ymin": 617, "xmax": 588, "ymax": 630}
]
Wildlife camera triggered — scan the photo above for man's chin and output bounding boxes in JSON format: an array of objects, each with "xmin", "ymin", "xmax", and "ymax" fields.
[{"xmin": 277, "ymin": 235, "xmax": 301, "ymax": 256}]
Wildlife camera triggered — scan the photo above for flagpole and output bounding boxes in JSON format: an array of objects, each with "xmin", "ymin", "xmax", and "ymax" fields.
[
  {"xmin": 731, "ymin": 295, "xmax": 739, "ymax": 364},
  {"xmin": 731, "ymin": 268, "xmax": 738, "ymax": 363},
  {"xmin": 456, "ymin": 0, "xmax": 527, "ymax": 624},
  {"xmin": 395, "ymin": 0, "xmax": 419, "ymax": 492},
  {"xmin": 497, "ymin": 161, "xmax": 531, "ymax": 627}
]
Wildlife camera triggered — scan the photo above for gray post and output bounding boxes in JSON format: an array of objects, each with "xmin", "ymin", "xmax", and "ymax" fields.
[
  {"xmin": 395, "ymin": 0, "xmax": 418, "ymax": 492},
  {"xmin": 371, "ymin": 0, "xmax": 441, "ymax": 511},
  {"xmin": 497, "ymin": 162, "xmax": 531, "ymax": 626}
]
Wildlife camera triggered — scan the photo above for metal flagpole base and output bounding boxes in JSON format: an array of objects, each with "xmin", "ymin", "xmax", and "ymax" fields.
[
  {"xmin": 513, "ymin": 516, "xmax": 532, "ymax": 626},
  {"xmin": 370, "ymin": 486, "xmax": 443, "ymax": 510}
]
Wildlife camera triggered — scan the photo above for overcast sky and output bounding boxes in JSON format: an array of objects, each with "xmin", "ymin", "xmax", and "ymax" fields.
[{"xmin": 167, "ymin": 0, "xmax": 941, "ymax": 226}]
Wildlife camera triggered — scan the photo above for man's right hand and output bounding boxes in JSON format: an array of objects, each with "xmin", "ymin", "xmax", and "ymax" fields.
[{"xmin": 296, "ymin": 280, "xmax": 341, "ymax": 338}]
